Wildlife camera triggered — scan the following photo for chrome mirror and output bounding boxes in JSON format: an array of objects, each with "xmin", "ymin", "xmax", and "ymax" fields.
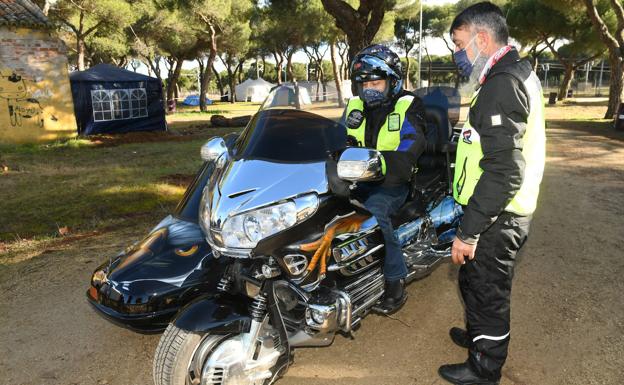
[
  {"xmin": 337, "ymin": 147, "xmax": 384, "ymax": 182},
  {"xmin": 200, "ymin": 137, "xmax": 228, "ymax": 162}
]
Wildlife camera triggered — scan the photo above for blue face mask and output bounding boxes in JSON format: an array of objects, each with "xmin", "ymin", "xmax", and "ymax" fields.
[
  {"xmin": 453, "ymin": 36, "xmax": 481, "ymax": 77},
  {"xmin": 362, "ymin": 88, "xmax": 386, "ymax": 108}
]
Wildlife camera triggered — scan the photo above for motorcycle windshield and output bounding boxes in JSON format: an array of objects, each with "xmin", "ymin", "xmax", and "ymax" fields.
[{"xmin": 232, "ymin": 84, "xmax": 347, "ymax": 162}]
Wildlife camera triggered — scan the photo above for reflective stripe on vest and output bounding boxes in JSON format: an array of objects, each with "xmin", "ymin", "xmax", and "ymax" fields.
[
  {"xmin": 344, "ymin": 95, "xmax": 414, "ymax": 151},
  {"xmin": 453, "ymin": 72, "xmax": 546, "ymax": 216}
]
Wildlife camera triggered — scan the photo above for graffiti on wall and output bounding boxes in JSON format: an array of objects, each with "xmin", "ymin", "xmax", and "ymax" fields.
[{"xmin": 0, "ymin": 69, "xmax": 44, "ymax": 128}]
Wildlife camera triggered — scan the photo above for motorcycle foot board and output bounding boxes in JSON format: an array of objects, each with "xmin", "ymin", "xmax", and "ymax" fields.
[{"xmin": 404, "ymin": 247, "xmax": 451, "ymax": 283}]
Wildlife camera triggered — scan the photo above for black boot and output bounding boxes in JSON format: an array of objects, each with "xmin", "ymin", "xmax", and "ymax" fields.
[
  {"xmin": 438, "ymin": 362, "xmax": 499, "ymax": 385},
  {"xmin": 450, "ymin": 327, "xmax": 471, "ymax": 348},
  {"xmin": 372, "ymin": 279, "xmax": 407, "ymax": 315}
]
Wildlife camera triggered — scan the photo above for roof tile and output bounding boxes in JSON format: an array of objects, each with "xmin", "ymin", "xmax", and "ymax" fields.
[{"xmin": 0, "ymin": 0, "xmax": 50, "ymax": 29}]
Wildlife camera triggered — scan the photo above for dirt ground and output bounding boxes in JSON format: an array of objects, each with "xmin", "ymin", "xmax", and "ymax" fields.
[{"xmin": 1, "ymin": 103, "xmax": 623, "ymax": 385}]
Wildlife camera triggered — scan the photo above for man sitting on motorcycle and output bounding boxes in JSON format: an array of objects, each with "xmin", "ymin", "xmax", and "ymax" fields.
[{"xmin": 342, "ymin": 44, "xmax": 428, "ymax": 314}]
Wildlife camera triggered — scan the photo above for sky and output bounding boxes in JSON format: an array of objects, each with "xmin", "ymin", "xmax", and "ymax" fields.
[{"xmin": 137, "ymin": 0, "xmax": 461, "ymax": 78}]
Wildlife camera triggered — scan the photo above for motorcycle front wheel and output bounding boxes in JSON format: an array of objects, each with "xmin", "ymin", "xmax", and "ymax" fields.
[{"xmin": 153, "ymin": 321, "xmax": 286, "ymax": 385}]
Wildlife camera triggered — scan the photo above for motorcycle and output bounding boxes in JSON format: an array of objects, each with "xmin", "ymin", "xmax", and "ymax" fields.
[{"xmin": 87, "ymin": 84, "xmax": 462, "ymax": 384}]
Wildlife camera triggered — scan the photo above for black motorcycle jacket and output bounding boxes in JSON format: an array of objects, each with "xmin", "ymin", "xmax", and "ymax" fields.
[{"xmin": 457, "ymin": 49, "xmax": 534, "ymax": 244}]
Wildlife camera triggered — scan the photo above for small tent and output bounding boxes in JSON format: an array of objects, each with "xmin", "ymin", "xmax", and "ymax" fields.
[
  {"xmin": 263, "ymin": 83, "xmax": 312, "ymax": 108},
  {"xmin": 291, "ymin": 80, "xmax": 353, "ymax": 101},
  {"xmin": 235, "ymin": 77, "xmax": 275, "ymax": 102},
  {"xmin": 70, "ymin": 64, "xmax": 167, "ymax": 135},
  {"xmin": 181, "ymin": 95, "xmax": 212, "ymax": 106}
]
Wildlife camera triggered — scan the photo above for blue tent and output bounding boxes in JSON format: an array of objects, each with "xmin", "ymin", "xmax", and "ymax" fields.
[
  {"xmin": 70, "ymin": 64, "xmax": 167, "ymax": 135},
  {"xmin": 181, "ymin": 95, "xmax": 213, "ymax": 106}
]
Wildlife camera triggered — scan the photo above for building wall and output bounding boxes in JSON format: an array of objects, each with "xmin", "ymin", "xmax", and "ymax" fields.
[{"xmin": 0, "ymin": 27, "xmax": 77, "ymax": 144}]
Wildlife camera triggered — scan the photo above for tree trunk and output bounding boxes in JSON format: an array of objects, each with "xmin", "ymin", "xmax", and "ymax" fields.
[
  {"xmin": 200, "ymin": 25, "xmax": 218, "ymax": 112},
  {"xmin": 272, "ymin": 51, "xmax": 283, "ymax": 85},
  {"xmin": 330, "ymin": 42, "xmax": 345, "ymax": 107},
  {"xmin": 166, "ymin": 59, "xmax": 183, "ymax": 112},
  {"xmin": 605, "ymin": 54, "xmax": 624, "ymax": 119},
  {"xmin": 320, "ymin": 65, "xmax": 327, "ymax": 102},
  {"xmin": 77, "ymin": 38, "xmax": 86, "ymax": 71},
  {"xmin": 212, "ymin": 64, "xmax": 224, "ymax": 96},
  {"xmin": 315, "ymin": 64, "xmax": 322, "ymax": 101},
  {"xmin": 227, "ymin": 66, "xmax": 236, "ymax": 103},
  {"xmin": 261, "ymin": 56, "xmax": 266, "ymax": 78},
  {"xmin": 532, "ymin": 55, "xmax": 539, "ymax": 72},
  {"xmin": 337, "ymin": 41, "xmax": 349, "ymax": 80},
  {"xmin": 558, "ymin": 65, "xmax": 575, "ymax": 101},
  {"xmin": 146, "ymin": 57, "xmax": 166, "ymax": 112},
  {"xmin": 287, "ymin": 50, "xmax": 295, "ymax": 82},
  {"xmin": 404, "ymin": 53, "xmax": 411, "ymax": 90},
  {"xmin": 582, "ymin": 0, "xmax": 624, "ymax": 120}
]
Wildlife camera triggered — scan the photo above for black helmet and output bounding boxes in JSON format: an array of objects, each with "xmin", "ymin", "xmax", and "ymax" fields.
[{"xmin": 350, "ymin": 44, "xmax": 403, "ymax": 107}]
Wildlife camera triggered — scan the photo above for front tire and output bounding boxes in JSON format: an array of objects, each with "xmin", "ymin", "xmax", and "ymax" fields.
[
  {"xmin": 153, "ymin": 321, "xmax": 286, "ymax": 385},
  {"xmin": 153, "ymin": 324, "xmax": 208, "ymax": 385}
]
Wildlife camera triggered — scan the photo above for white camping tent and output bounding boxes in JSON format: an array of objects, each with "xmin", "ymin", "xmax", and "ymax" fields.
[
  {"xmin": 295, "ymin": 80, "xmax": 353, "ymax": 101},
  {"xmin": 235, "ymin": 77, "xmax": 275, "ymax": 102},
  {"xmin": 263, "ymin": 83, "xmax": 312, "ymax": 108}
]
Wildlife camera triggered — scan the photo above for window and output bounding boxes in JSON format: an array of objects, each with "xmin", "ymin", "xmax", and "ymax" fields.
[{"xmin": 91, "ymin": 88, "xmax": 148, "ymax": 122}]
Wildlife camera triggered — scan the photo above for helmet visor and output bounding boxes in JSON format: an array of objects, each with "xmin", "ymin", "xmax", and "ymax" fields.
[{"xmin": 351, "ymin": 55, "xmax": 400, "ymax": 83}]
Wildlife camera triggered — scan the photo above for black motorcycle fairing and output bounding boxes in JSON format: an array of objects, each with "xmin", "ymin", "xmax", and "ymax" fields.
[
  {"xmin": 87, "ymin": 218, "xmax": 226, "ymax": 332},
  {"xmin": 174, "ymin": 162, "xmax": 215, "ymax": 223},
  {"xmin": 86, "ymin": 291, "xmax": 181, "ymax": 333},
  {"xmin": 173, "ymin": 293, "xmax": 253, "ymax": 334}
]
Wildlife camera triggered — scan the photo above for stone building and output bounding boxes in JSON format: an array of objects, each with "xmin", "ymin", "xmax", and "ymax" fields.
[{"xmin": 0, "ymin": 0, "xmax": 76, "ymax": 143}]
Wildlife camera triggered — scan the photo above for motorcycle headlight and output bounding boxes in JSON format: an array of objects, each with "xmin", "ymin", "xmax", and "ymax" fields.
[
  {"xmin": 222, "ymin": 201, "xmax": 297, "ymax": 248},
  {"xmin": 220, "ymin": 194, "xmax": 319, "ymax": 249}
]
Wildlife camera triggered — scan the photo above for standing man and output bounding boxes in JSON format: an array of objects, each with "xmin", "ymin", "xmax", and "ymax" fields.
[
  {"xmin": 439, "ymin": 3, "xmax": 546, "ymax": 385},
  {"xmin": 343, "ymin": 44, "xmax": 427, "ymax": 314}
]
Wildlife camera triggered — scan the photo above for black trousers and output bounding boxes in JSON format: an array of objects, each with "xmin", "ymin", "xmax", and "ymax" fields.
[{"xmin": 459, "ymin": 211, "xmax": 531, "ymax": 380}]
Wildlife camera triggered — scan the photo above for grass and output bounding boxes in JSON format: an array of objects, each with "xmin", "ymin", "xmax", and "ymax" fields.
[
  {"xmin": 0, "ymin": 130, "xmax": 239, "ymax": 243},
  {"xmin": 171, "ymin": 102, "xmax": 261, "ymax": 120}
]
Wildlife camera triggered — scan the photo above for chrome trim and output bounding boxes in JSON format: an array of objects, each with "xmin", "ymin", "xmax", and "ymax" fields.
[
  {"xmin": 344, "ymin": 267, "xmax": 382, "ymax": 291},
  {"xmin": 328, "ymin": 243, "xmax": 384, "ymax": 271},
  {"xmin": 340, "ymin": 258, "xmax": 381, "ymax": 276},
  {"xmin": 294, "ymin": 194, "xmax": 320, "ymax": 222},
  {"xmin": 283, "ymin": 254, "xmax": 308, "ymax": 276},
  {"xmin": 337, "ymin": 147, "xmax": 384, "ymax": 182},
  {"xmin": 336, "ymin": 290, "xmax": 352, "ymax": 333},
  {"xmin": 352, "ymin": 286, "xmax": 385, "ymax": 316},
  {"xmin": 200, "ymin": 137, "xmax": 228, "ymax": 162},
  {"xmin": 199, "ymin": 316, "xmax": 281, "ymax": 384},
  {"xmin": 323, "ymin": 211, "xmax": 357, "ymax": 232},
  {"xmin": 201, "ymin": 159, "xmax": 327, "ymax": 257},
  {"xmin": 334, "ymin": 216, "xmax": 378, "ymax": 241},
  {"xmin": 288, "ymin": 330, "xmax": 335, "ymax": 347},
  {"xmin": 305, "ymin": 303, "xmax": 338, "ymax": 332}
]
